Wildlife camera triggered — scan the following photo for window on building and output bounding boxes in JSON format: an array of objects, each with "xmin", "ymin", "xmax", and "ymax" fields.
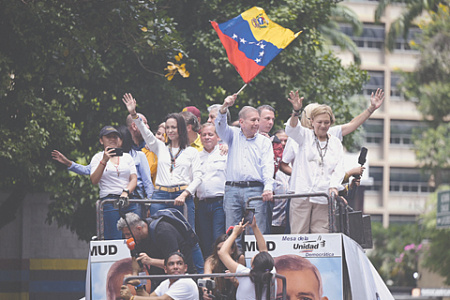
[
  {"xmin": 367, "ymin": 166, "xmax": 383, "ymax": 191},
  {"xmin": 390, "ymin": 120, "xmax": 427, "ymax": 146},
  {"xmin": 389, "ymin": 167, "xmax": 434, "ymax": 194},
  {"xmin": 364, "ymin": 119, "xmax": 383, "ymax": 145},
  {"xmin": 389, "ymin": 215, "xmax": 418, "ymax": 224},
  {"xmin": 363, "ymin": 71, "xmax": 384, "ymax": 97},
  {"xmin": 394, "ymin": 27, "xmax": 422, "ymax": 51},
  {"xmin": 339, "ymin": 23, "xmax": 385, "ymax": 50}
]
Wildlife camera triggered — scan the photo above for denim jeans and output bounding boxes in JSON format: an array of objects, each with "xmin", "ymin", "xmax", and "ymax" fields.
[
  {"xmin": 223, "ymin": 185, "xmax": 273, "ymax": 250},
  {"xmin": 196, "ymin": 199, "xmax": 225, "ymax": 257},
  {"xmin": 103, "ymin": 201, "xmax": 142, "ymax": 240},
  {"xmin": 150, "ymin": 189, "xmax": 196, "ymax": 232}
]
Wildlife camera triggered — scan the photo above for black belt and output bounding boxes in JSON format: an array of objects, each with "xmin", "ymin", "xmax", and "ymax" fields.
[
  {"xmin": 200, "ymin": 196, "xmax": 223, "ymax": 203},
  {"xmin": 225, "ymin": 181, "xmax": 263, "ymax": 188}
]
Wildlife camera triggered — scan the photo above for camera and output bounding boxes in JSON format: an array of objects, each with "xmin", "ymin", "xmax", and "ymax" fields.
[
  {"xmin": 198, "ymin": 279, "xmax": 215, "ymax": 290},
  {"xmin": 243, "ymin": 208, "xmax": 255, "ymax": 224},
  {"xmin": 107, "ymin": 147, "xmax": 124, "ymax": 157}
]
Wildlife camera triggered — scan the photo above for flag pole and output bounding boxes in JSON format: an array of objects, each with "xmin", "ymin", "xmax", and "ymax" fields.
[{"xmin": 235, "ymin": 84, "xmax": 247, "ymax": 95}]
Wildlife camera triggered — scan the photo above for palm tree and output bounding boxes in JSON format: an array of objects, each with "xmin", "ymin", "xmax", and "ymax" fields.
[
  {"xmin": 374, "ymin": 0, "xmax": 448, "ymax": 51},
  {"xmin": 319, "ymin": 4, "xmax": 363, "ymax": 64}
]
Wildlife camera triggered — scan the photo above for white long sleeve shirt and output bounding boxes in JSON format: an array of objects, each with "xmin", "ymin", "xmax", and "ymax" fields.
[
  {"xmin": 215, "ymin": 111, "xmax": 274, "ymax": 191},
  {"xmin": 133, "ymin": 116, "xmax": 202, "ymax": 195},
  {"xmin": 285, "ymin": 119, "xmax": 345, "ymax": 204}
]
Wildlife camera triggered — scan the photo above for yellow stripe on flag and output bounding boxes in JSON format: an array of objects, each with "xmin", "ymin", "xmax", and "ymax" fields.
[{"xmin": 241, "ymin": 7, "xmax": 301, "ymax": 49}]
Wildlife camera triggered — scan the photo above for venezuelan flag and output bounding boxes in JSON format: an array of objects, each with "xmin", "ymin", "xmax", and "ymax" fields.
[{"xmin": 211, "ymin": 7, "xmax": 301, "ymax": 84}]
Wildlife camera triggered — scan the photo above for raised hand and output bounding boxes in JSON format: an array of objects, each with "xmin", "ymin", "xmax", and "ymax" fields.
[
  {"xmin": 122, "ymin": 93, "xmax": 137, "ymax": 115},
  {"xmin": 51, "ymin": 150, "xmax": 72, "ymax": 167},
  {"xmin": 287, "ymin": 90, "xmax": 304, "ymax": 111},
  {"xmin": 223, "ymin": 94, "xmax": 237, "ymax": 108},
  {"xmin": 369, "ymin": 88, "xmax": 385, "ymax": 111}
]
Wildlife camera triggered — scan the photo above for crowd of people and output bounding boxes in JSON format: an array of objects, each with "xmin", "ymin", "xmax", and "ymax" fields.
[{"xmin": 52, "ymin": 88, "xmax": 384, "ymax": 299}]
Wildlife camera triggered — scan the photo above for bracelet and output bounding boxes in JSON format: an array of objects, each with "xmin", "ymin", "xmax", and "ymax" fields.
[
  {"xmin": 367, "ymin": 107, "xmax": 374, "ymax": 114},
  {"xmin": 134, "ymin": 283, "xmax": 143, "ymax": 290},
  {"xmin": 131, "ymin": 114, "xmax": 139, "ymax": 119},
  {"xmin": 293, "ymin": 108, "xmax": 302, "ymax": 113},
  {"xmin": 292, "ymin": 109, "xmax": 301, "ymax": 117},
  {"xmin": 131, "ymin": 296, "xmax": 135, "ymax": 300},
  {"xmin": 99, "ymin": 161, "xmax": 106, "ymax": 167}
]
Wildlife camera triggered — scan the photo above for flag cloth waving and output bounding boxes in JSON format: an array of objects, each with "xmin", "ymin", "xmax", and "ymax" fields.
[{"xmin": 211, "ymin": 7, "xmax": 301, "ymax": 84}]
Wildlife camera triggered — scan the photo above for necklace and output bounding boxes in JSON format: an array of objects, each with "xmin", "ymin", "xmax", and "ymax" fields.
[
  {"xmin": 315, "ymin": 134, "xmax": 328, "ymax": 174},
  {"xmin": 168, "ymin": 146, "xmax": 183, "ymax": 173},
  {"xmin": 112, "ymin": 157, "xmax": 120, "ymax": 177}
]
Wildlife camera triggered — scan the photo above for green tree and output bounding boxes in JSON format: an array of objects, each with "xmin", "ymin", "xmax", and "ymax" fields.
[
  {"xmin": 399, "ymin": 3, "xmax": 450, "ymax": 187},
  {"xmin": 1, "ymin": 0, "xmax": 367, "ymax": 241},
  {"xmin": 374, "ymin": 0, "xmax": 449, "ymax": 51}
]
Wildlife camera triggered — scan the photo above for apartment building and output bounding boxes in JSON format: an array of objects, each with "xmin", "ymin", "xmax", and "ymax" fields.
[{"xmin": 336, "ymin": 1, "xmax": 433, "ymax": 227}]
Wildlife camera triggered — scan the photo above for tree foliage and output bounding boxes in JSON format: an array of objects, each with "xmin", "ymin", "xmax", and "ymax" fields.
[
  {"xmin": 375, "ymin": 0, "xmax": 448, "ymax": 51},
  {"xmin": 0, "ymin": 0, "xmax": 367, "ymax": 240},
  {"xmin": 399, "ymin": 3, "xmax": 450, "ymax": 187}
]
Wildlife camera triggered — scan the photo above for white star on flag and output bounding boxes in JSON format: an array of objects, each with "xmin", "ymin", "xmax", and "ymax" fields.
[
  {"xmin": 254, "ymin": 58, "xmax": 261, "ymax": 63},
  {"xmin": 260, "ymin": 44, "xmax": 266, "ymax": 49},
  {"xmin": 240, "ymin": 38, "xmax": 247, "ymax": 44},
  {"xmin": 259, "ymin": 51, "xmax": 264, "ymax": 57},
  {"xmin": 232, "ymin": 34, "xmax": 238, "ymax": 39}
]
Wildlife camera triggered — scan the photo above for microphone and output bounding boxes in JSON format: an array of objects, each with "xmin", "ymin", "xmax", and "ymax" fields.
[
  {"xmin": 358, "ymin": 147, "xmax": 368, "ymax": 166},
  {"xmin": 354, "ymin": 147, "xmax": 368, "ymax": 179},
  {"xmin": 126, "ymin": 238, "xmax": 144, "ymax": 269}
]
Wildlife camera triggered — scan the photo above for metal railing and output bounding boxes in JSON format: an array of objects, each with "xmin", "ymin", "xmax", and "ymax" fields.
[
  {"xmin": 96, "ymin": 199, "xmax": 188, "ymax": 240},
  {"xmin": 123, "ymin": 272, "xmax": 287, "ymax": 299},
  {"xmin": 247, "ymin": 192, "xmax": 351, "ymax": 234}
]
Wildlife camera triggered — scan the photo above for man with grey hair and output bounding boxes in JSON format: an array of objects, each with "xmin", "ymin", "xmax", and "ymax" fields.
[
  {"xmin": 117, "ymin": 212, "xmax": 198, "ymax": 291},
  {"xmin": 274, "ymin": 254, "xmax": 329, "ymax": 300},
  {"xmin": 207, "ymin": 103, "xmax": 231, "ymax": 124},
  {"xmin": 215, "ymin": 94, "xmax": 274, "ymax": 248}
]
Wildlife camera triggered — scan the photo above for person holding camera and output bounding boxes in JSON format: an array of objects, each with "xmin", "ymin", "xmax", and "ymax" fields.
[
  {"xmin": 218, "ymin": 217, "xmax": 275, "ymax": 300},
  {"xmin": 90, "ymin": 125, "xmax": 140, "ymax": 240},
  {"xmin": 202, "ymin": 232, "xmax": 245, "ymax": 300},
  {"xmin": 119, "ymin": 251, "xmax": 199, "ymax": 300}
]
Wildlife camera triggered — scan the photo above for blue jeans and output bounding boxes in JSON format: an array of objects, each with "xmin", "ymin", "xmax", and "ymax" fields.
[
  {"xmin": 192, "ymin": 243, "xmax": 204, "ymax": 274},
  {"xmin": 196, "ymin": 199, "xmax": 225, "ymax": 257},
  {"xmin": 103, "ymin": 201, "xmax": 141, "ymax": 240},
  {"xmin": 150, "ymin": 189, "xmax": 196, "ymax": 232},
  {"xmin": 223, "ymin": 185, "xmax": 273, "ymax": 250}
]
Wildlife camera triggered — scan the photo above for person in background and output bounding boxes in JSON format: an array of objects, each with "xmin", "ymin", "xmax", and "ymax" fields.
[
  {"xmin": 218, "ymin": 218, "xmax": 275, "ymax": 300},
  {"xmin": 180, "ymin": 111, "xmax": 203, "ymax": 151},
  {"xmin": 196, "ymin": 123, "xmax": 227, "ymax": 257},
  {"xmin": 90, "ymin": 125, "xmax": 139, "ymax": 240},
  {"xmin": 202, "ymin": 232, "xmax": 245, "ymax": 300},
  {"xmin": 256, "ymin": 105, "xmax": 275, "ymax": 138},
  {"xmin": 182, "ymin": 106, "xmax": 202, "ymax": 125}
]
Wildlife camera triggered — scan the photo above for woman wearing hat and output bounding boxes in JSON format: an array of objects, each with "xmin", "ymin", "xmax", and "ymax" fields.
[{"xmin": 90, "ymin": 125, "xmax": 140, "ymax": 240}]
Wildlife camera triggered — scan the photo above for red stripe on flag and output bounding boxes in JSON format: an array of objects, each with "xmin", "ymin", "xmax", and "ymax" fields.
[{"xmin": 212, "ymin": 21, "xmax": 264, "ymax": 84}]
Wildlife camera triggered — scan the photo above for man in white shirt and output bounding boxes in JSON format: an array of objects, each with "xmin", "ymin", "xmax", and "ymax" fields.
[
  {"xmin": 215, "ymin": 94, "xmax": 274, "ymax": 247},
  {"xmin": 120, "ymin": 251, "xmax": 199, "ymax": 300},
  {"xmin": 196, "ymin": 123, "xmax": 227, "ymax": 257}
]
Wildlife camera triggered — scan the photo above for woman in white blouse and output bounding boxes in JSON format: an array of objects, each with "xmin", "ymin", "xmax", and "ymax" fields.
[
  {"xmin": 285, "ymin": 92, "xmax": 346, "ymax": 234},
  {"xmin": 122, "ymin": 93, "xmax": 201, "ymax": 230}
]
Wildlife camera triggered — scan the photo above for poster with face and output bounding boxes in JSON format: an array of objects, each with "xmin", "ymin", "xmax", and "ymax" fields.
[
  {"xmin": 244, "ymin": 233, "xmax": 343, "ymax": 300},
  {"xmin": 89, "ymin": 240, "xmax": 149, "ymax": 300}
]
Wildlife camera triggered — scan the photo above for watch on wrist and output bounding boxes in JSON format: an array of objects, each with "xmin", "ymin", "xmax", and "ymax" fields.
[{"xmin": 123, "ymin": 189, "xmax": 130, "ymax": 195}]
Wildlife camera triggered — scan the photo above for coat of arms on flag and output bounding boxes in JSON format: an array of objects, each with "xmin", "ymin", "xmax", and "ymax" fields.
[{"xmin": 211, "ymin": 7, "xmax": 301, "ymax": 84}]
